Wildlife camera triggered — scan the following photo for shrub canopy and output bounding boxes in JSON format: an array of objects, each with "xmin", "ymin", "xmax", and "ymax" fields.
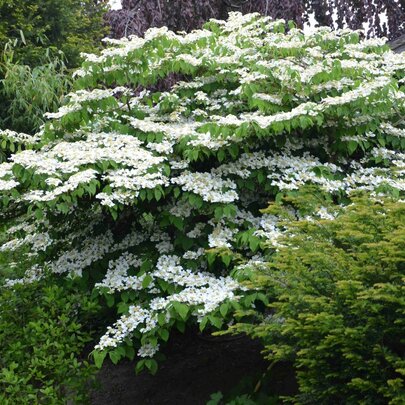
[{"xmin": 0, "ymin": 13, "xmax": 404, "ymax": 373}]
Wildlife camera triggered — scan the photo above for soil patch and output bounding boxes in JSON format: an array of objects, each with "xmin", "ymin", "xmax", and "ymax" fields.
[{"xmin": 91, "ymin": 330, "xmax": 269, "ymax": 405}]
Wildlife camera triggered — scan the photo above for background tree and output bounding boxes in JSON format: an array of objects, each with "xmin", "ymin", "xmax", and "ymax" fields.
[
  {"xmin": 0, "ymin": 0, "xmax": 110, "ymax": 67},
  {"xmin": 0, "ymin": 0, "xmax": 109, "ymax": 134},
  {"xmin": 106, "ymin": 0, "xmax": 405, "ymax": 40}
]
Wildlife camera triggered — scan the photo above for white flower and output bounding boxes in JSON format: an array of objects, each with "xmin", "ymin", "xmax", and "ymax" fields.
[{"xmin": 137, "ymin": 343, "xmax": 160, "ymax": 358}]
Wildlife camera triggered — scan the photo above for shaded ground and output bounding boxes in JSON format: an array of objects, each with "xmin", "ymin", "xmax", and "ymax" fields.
[{"xmin": 91, "ymin": 330, "xmax": 295, "ymax": 405}]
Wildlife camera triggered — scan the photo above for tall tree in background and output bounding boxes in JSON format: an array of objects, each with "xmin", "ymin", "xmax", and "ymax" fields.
[
  {"xmin": 106, "ymin": 0, "xmax": 405, "ymax": 40},
  {"xmin": 0, "ymin": 0, "xmax": 110, "ymax": 67},
  {"xmin": 0, "ymin": 0, "xmax": 110, "ymax": 134}
]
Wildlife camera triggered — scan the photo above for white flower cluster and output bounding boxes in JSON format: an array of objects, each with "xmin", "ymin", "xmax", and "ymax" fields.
[
  {"xmin": 138, "ymin": 344, "xmax": 160, "ymax": 358},
  {"xmin": 95, "ymin": 252, "xmax": 144, "ymax": 293},
  {"xmin": 172, "ymin": 171, "xmax": 238, "ymax": 203},
  {"xmin": 208, "ymin": 225, "xmax": 236, "ymax": 249},
  {"xmin": 95, "ymin": 254, "xmax": 240, "ymax": 350},
  {"xmin": 0, "ymin": 132, "xmax": 167, "ymax": 206},
  {"xmin": 0, "ymin": 129, "xmax": 41, "ymax": 145},
  {"xmin": 95, "ymin": 305, "xmax": 152, "ymax": 350}
]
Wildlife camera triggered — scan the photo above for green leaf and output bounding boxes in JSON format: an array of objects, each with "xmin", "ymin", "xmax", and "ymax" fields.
[
  {"xmin": 220, "ymin": 303, "xmax": 229, "ymax": 317},
  {"xmin": 199, "ymin": 316, "xmax": 208, "ymax": 332},
  {"xmin": 109, "ymin": 349, "xmax": 122, "ymax": 365},
  {"xmin": 117, "ymin": 301, "xmax": 129, "ymax": 314},
  {"xmin": 176, "ymin": 320, "xmax": 186, "ymax": 333},
  {"xmin": 173, "ymin": 187, "xmax": 181, "ymax": 198},
  {"xmin": 207, "ymin": 252, "xmax": 216, "ymax": 266},
  {"xmin": 88, "ymin": 182, "xmax": 97, "ymax": 195},
  {"xmin": 171, "ymin": 216, "xmax": 184, "ymax": 230},
  {"xmin": 249, "ymin": 236, "xmax": 261, "ymax": 252},
  {"xmin": 125, "ymin": 346, "xmax": 135, "ymax": 360},
  {"xmin": 208, "ymin": 315, "xmax": 223, "ymax": 329},
  {"xmin": 222, "ymin": 255, "xmax": 232, "ymax": 267},
  {"xmin": 140, "ymin": 259, "xmax": 152, "ymax": 273},
  {"xmin": 142, "ymin": 274, "xmax": 153, "ymax": 289},
  {"xmin": 105, "ymin": 294, "xmax": 114, "ymax": 308},
  {"xmin": 154, "ymin": 189, "xmax": 162, "ymax": 201},
  {"xmin": 172, "ymin": 301, "xmax": 189, "ymax": 321},
  {"xmin": 214, "ymin": 207, "xmax": 223, "ymax": 220},
  {"xmin": 157, "ymin": 312, "xmax": 166, "ymax": 326},
  {"xmin": 158, "ymin": 329, "xmax": 170, "ymax": 342},
  {"xmin": 135, "ymin": 360, "xmax": 145, "ymax": 374},
  {"xmin": 57, "ymin": 202, "xmax": 69, "ymax": 214},
  {"xmin": 93, "ymin": 350, "xmax": 107, "ymax": 369},
  {"xmin": 217, "ymin": 149, "xmax": 226, "ymax": 162},
  {"xmin": 207, "ymin": 392, "xmax": 223, "ymax": 405},
  {"xmin": 145, "ymin": 359, "xmax": 158, "ymax": 375},
  {"xmin": 347, "ymin": 141, "xmax": 358, "ymax": 154}
]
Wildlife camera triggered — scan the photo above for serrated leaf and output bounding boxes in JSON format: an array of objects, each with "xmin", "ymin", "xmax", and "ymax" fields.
[
  {"xmin": 125, "ymin": 346, "xmax": 135, "ymax": 360},
  {"xmin": 158, "ymin": 329, "xmax": 170, "ymax": 342},
  {"xmin": 172, "ymin": 301, "xmax": 189, "ymax": 320},
  {"xmin": 145, "ymin": 359, "xmax": 158, "ymax": 375},
  {"xmin": 135, "ymin": 360, "xmax": 145, "ymax": 374},
  {"xmin": 220, "ymin": 303, "xmax": 229, "ymax": 317},
  {"xmin": 93, "ymin": 350, "xmax": 107, "ymax": 369},
  {"xmin": 199, "ymin": 316, "xmax": 208, "ymax": 332},
  {"xmin": 142, "ymin": 274, "xmax": 153, "ymax": 289}
]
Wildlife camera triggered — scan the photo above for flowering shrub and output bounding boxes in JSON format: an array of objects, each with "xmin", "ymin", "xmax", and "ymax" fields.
[{"xmin": 0, "ymin": 12, "xmax": 404, "ymax": 374}]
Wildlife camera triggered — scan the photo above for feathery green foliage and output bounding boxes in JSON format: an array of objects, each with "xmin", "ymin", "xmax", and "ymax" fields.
[
  {"xmin": 230, "ymin": 195, "xmax": 405, "ymax": 403},
  {"xmin": 0, "ymin": 45, "xmax": 71, "ymax": 134}
]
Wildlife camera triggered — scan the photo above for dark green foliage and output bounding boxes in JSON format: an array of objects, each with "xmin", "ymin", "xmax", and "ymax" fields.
[
  {"xmin": 0, "ymin": 279, "xmax": 100, "ymax": 404},
  {"xmin": 0, "ymin": 0, "xmax": 109, "ymax": 67},
  {"xmin": 231, "ymin": 195, "xmax": 405, "ymax": 404}
]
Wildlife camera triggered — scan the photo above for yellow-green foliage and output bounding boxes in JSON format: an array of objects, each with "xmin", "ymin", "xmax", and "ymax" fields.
[{"xmin": 232, "ymin": 196, "xmax": 405, "ymax": 404}]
